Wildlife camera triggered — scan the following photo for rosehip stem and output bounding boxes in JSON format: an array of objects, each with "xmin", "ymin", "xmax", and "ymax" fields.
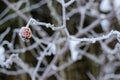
[{"xmin": 26, "ymin": 18, "xmax": 33, "ymax": 27}]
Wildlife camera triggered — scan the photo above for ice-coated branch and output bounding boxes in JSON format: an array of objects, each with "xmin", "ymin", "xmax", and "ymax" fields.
[
  {"xmin": 46, "ymin": 0, "xmax": 62, "ymax": 25},
  {"xmin": 71, "ymin": 30, "xmax": 120, "ymax": 43},
  {"xmin": 26, "ymin": 17, "xmax": 65, "ymax": 30},
  {"xmin": 0, "ymin": 69, "xmax": 26, "ymax": 75},
  {"xmin": 65, "ymin": 0, "xmax": 75, "ymax": 7},
  {"xmin": 61, "ymin": 0, "xmax": 70, "ymax": 37},
  {"xmin": 0, "ymin": 27, "xmax": 10, "ymax": 42}
]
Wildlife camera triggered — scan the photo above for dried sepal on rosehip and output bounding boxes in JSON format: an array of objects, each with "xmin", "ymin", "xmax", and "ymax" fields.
[{"xmin": 19, "ymin": 27, "xmax": 32, "ymax": 41}]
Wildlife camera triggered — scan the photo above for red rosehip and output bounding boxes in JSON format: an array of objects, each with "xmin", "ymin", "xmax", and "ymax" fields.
[{"xmin": 19, "ymin": 27, "xmax": 32, "ymax": 41}]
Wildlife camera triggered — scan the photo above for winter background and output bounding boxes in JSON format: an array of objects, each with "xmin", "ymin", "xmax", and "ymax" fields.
[{"xmin": 0, "ymin": 0, "xmax": 120, "ymax": 80}]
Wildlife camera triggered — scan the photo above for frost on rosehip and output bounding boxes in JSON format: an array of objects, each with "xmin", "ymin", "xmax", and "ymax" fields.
[{"xmin": 19, "ymin": 27, "xmax": 32, "ymax": 41}]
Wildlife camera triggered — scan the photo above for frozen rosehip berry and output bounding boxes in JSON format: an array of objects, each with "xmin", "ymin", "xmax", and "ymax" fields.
[{"xmin": 19, "ymin": 27, "xmax": 32, "ymax": 41}]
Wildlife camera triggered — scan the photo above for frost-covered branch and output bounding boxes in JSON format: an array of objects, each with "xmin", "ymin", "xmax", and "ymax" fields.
[{"xmin": 71, "ymin": 30, "xmax": 120, "ymax": 43}]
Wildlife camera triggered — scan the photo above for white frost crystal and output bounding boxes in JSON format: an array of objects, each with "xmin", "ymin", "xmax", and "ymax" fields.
[
  {"xmin": 100, "ymin": 0, "xmax": 112, "ymax": 12},
  {"xmin": 113, "ymin": 0, "xmax": 120, "ymax": 23},
  {"xmin": 114, "ymin": 0, "xmax": 120, "ymax": 9},
  {"xmin": 69, "ymin": 36, "xmax": 80, "ymax": 60},
  {"xmin": 46, "ymin": 43, "xmax": 56, "ymax": 55},
  {"xmin": 117, "ymin": 34, "xmax": 120, "ymax": 43},
  {"xmin": 101, "ymin": 19, "xmax": 110, "ymax": 32},
  {"xmin": 0, "ymin": 46, "xmax": 5, "ymax": 62},
  {"xmin": 50, "ymin": 43, "xmax": 56, "ymax": 55},
  {"xmin": 100, "ymin": 14, "xmax": 110, "ymax": 32},
  {"xmin": 90, "ymin": 9, "xmax": 99, "ymax": 17}
]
